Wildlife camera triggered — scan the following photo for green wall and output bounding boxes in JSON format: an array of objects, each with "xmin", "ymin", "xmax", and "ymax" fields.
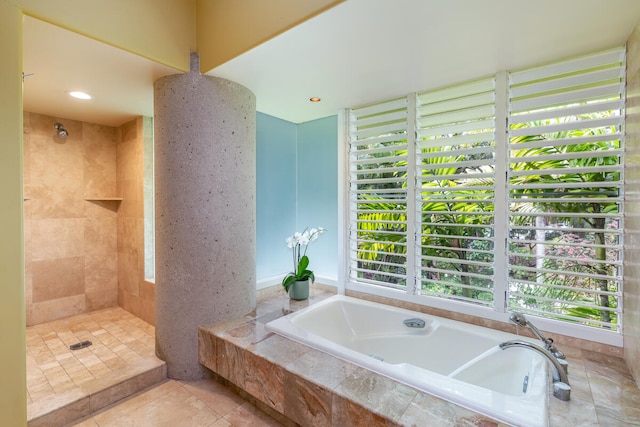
[{"xmin": 0, "ymin": 3, "xmax": 27, "ymax": 425}]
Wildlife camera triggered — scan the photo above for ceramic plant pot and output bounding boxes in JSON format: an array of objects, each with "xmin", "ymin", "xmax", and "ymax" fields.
[{"xmin": 289, "ymin": 278, "xmax": 310, "ymax": 300}]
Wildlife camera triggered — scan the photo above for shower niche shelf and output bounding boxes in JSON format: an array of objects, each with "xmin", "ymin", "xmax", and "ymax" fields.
[{"xmin": 85, "ymin": 197, "xmax": 123, "ymax": 211}]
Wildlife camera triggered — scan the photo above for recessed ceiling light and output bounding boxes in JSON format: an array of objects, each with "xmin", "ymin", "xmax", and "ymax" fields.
[
  {"xmin": 309, "ymin": 97, "xmax": 321, "ymax": 103},
  {"xmin": 67, "ymin": 91, "xmax": 93, "ymax": 100}
]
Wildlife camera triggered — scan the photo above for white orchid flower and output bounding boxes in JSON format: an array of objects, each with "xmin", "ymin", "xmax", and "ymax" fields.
[
  {"xmin": 282, "ymin": 226, "xmax": 325, "ymax": 292},
  {"xmin": 299, "ymin": 232, "xmax": 310, "ymax": 245},
  {"xmin": 310, "ymin": 228, "xmax": 324, "ymax": 241}
]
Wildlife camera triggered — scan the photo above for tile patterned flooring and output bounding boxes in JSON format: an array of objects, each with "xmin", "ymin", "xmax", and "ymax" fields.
[
  {"xmin": 26, "ymin": 306, "xmax": 156, "ymax": 408},
  {"xmin": 68, "ymin": 379, "xmax": 283, "ymax": 427},
  {"xmin": 27, "ymin": 306, "xmax": 283, "ymax": 427}
]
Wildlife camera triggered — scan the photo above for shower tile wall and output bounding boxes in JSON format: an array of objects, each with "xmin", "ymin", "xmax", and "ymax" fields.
[
  {"xmin": 24, "ymin": 112, "xmax": 118, "ymax": 325},
  {"xmin": 117, "ymin": 117, "xmax": 155, "ymax": 326},
  {"xmin": 24, "ymin": 113, "xmax": 155, "ymax": 326}
]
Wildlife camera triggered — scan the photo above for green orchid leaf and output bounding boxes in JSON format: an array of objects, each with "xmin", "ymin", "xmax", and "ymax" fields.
[
  {"xmin": 282, "ymin": 274, "xmax": 297, "ymax": 291},
  {"xmin": 297, "ymin": 255, "xmax": 309, "ymax": 274},
  {"xmin": 297, "ymin": 269, "xmax": 315, "ymax": 282}
]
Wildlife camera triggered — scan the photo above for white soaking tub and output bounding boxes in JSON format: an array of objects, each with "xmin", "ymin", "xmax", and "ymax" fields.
[{"xmin": 266, "ymin": 295, "xmax": 550, "ymax": 427}]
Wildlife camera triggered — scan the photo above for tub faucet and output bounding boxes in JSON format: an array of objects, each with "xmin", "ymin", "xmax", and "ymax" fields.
[
  {"xmin": 509, "ymin": 313, "xmax": 566, "ymax": 360},
  {"xmin": 499, "ymin": 339, "xmax": 571, "ymax": 401}
]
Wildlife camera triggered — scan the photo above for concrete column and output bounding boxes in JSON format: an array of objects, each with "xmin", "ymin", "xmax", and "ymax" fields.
[{"xmin": 154, "ymin": 53, "xmax": 256, "ymax": 379}]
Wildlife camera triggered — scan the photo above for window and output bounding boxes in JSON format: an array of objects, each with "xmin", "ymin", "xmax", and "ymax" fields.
[
  {"xmin": 507, "ymin": 49, "xmax": 625, "ymax": 331},
  {"xmin": 416, "ymin": 78, "xmax": 496, "ymax": 306},
  {"xmin": 348, "ymin": 98, "xmax": 409, "ymax": 289},
  {"xmin": 345, "ymin": 48, "xmax": 625, "ymax": 342}
]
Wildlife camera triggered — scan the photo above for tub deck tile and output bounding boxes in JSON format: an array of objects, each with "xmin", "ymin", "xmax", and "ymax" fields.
[
  {"xmin": 198, "ymin": 284, "xmax": 640, "ymax": 427},
  {"xmin": 248, "ymin": 333, "xmax": 311, "ymax": 365},
  {"xmin": 245, "ymin": 351, "xmax": 286, "ymax": 412},
  {"xmin": 215, "ymin": 337, "xmax": 246, "ymax": 387},
  {"xmin": 398, "ymin": 392, "xmax": 505, "ymax": 427},
  {"xmin": 331, "ymin": 394, "xmax": 400, "ymax": 427},
  {"xmin": 334, "ymin": 367, "xmax": 417, "ymax": 422},
  {"xmin": 286, "ymin": 347, "xmax": 360, "ymax": 390},
  {"xmin": 283, "ymin": 371, "xmax": 333, "ymax": 427}
]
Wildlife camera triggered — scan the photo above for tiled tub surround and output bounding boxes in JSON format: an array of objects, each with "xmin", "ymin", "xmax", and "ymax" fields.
[
  {"xmin": 26, "ymin": 306, "xmax": 165, "ymax": 427},
  {"xmin": 199, "ymin": 286, "xmax": 640, "ymax": 426},
  {"xmin": 266, "ymin": 295, "xmax": 550, "ymax": 427}
]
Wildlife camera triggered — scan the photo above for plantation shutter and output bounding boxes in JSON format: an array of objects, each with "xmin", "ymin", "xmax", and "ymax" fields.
[
  {"xmin": 415, "ymin": 78, "xmax": 496, "ymax": 306},
  {"xmin": 347, "ymin": 98, "xmax": 409, "ymax": 289},
  {"xmin": 507, "ymin": 48, "xmax": 625, "ymax": 330}
]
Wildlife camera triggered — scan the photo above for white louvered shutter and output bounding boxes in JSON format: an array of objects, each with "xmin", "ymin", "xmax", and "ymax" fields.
[
  {"xmin": 507, "ymin": 48, "xmax": 625, "ymax": 330},
  {"xmin": 347, "ymin": 98, "xmax": 409, "ymax": 289},
  {"xmin": 415, "ymin": 78, "xmax": 496, "ymax": 306}
]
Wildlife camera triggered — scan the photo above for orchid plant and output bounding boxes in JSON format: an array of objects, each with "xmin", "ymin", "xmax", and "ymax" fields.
[{"xmin": 282, "ymin": 227, "xmax": 325, "ymax": 291}]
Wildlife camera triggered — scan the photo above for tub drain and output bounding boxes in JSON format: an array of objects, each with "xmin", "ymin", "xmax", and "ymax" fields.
[
  {"xmin": 69, "ymin": 340, "xmax": 92, "ymax": 351},
  {"xmin": 368, "ymin": 353, "xmax": 384, "ymax": 361}
]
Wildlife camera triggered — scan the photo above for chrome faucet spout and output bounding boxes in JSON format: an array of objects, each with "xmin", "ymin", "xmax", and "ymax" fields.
[
  {"xmin": 509, "ymin": 313, "xmax": 566, "ymax": 360},
  {"xmin": 499, "ymin": 339, "xmax": 571, "ymax": 401}
]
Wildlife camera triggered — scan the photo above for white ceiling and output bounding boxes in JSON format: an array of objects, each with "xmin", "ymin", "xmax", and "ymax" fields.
[
  {"xmin": 22, "ymin": 16, "xmax": 178, "ymax": 127},
  {"xmin": 22, "ymin": 0, "xmax": 640, "ymax": 127}
]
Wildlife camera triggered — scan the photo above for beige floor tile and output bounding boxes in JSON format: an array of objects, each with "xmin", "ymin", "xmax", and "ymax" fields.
[
  {"xmin": 48, "ymin": 374, "xmax": 73, "ymax": 387},
  {"xmin": 41, "ymin": 361, "xmax": 61, "ymax": 370},
  {"xmin": 30, "ymin": 389, "xmax": 55, "ymax": 402},
  {"xmin": 69, "ymin": 379, "xmax": 284, "ymax": 427},
  {"xmin": 94, "ymin": 385, "xmax": 223, "ymax": 427},
  {"xmin": 223, "ymin": 402, "xmax": 283, "ymax": 427},
  {"xmin": 64, "ymin": 365, "xmax": 90, "ymax": 377},
  {"xmin": 91, "ymin": 380, "xmax": 182, "ymax": 426},
  {"xmin": 52, "ymin": 380, "xmax": 77, "ymax": 394},
  {"xmin": 180, "ymin": 380, "xmax": 246, "ymax": 417},
  {"xmin": 208, "ymin": 418, "xmax": 232, "ymax": 427},
  {"xmin": 68, "ymin": 416, "xmax": 99, "ymax": 426},
  {"xmin": 27, "ymin": 306, "xmax": 160, "ymax": 423},
  {"xmin": 56, "ymin": 352, "xmax": 74, "ymax": 361}
]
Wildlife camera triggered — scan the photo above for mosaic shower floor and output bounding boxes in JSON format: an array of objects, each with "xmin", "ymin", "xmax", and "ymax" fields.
[
  {"xmin": 26, "ymin": 306, "xmax": 165, "ymax": 426},
  {"xmin": 26, "ymin": 306, "xmax": 284, "ymax": 427}
]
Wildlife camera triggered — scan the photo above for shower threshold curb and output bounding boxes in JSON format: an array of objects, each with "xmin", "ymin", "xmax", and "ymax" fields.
[{"xmin": 27, "ymin": 357, "xmax": 166, "ymax": 427}]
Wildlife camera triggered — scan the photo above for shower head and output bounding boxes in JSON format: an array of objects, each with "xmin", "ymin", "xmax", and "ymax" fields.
[
  {"xmin": 508, "ymin": 312, "xmax": 566, "ymax": 359},
  {"xmin": 54, "ymin": 122, "xmax": 68, "ymax": 138},
  {"xmin": 509, "ymin": 313, "xmax": 529, "ymax": 327}
]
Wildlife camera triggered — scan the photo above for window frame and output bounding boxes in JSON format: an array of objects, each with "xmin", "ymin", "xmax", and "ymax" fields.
[{"xmin": 339, "ymin": 49, "xmax": 625, "ymax": 347}]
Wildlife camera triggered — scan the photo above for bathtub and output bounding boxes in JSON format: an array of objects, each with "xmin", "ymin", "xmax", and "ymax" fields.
[{"xmin": 266, "ymin": 295, "xmax": 550, "ymax": 427}]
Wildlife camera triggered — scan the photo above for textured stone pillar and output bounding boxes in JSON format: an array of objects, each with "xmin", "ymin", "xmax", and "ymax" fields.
[{"xmin": 154, "ymin": 53, "xmax": 256, "ymax": 379}]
